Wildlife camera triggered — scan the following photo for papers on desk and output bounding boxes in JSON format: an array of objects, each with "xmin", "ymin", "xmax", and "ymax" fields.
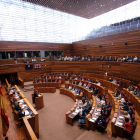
[
  {"xmin": 76, "ymin": 94, "xmax": 79, "ymax": 96},
  {"xmin": 96, "ymin": 98, "xmax": 100, "ymax": 101},
  {"xmin": 115, "ymin": 122, "xmax": 123, "ymax": 126},
  {"xmin": 92, "ymin": 117, "xmax": 97, "ymax": 121},
  {"xmin": 75, "ymin": 110, "xmax": 79, "ymax": 113},
  {"xmin": 24, "ymin": 110, "xmax": 30, "ymax": 116},
  {"xmin": 17, "ymin": 89, "xmax": 20, "ymax": 91},
  {"xmin": 21, "ymin": 104, "xmax": 27, "ymax": 109},
  {"xmin": 38, "ymin": 94, "xmax": 41, "ymax": 97},
  {"xmin": 18, "ymin": 99, "xmax": 24, "ymax": 104},
  {"xmin": 94, "ymin": 113, "xmax": 99, "ymax": 116},
  {"xmin": 72, "ymin": 112, "xmax": 77, "ymax": 115},
  {"xmin": 15, "ymin": 96, "xmax": 19, "ymax": 99},
  {"xmin": 96, "ymin": 109, "xmax": 101, "ymax": 112},
  {"xmin": 26, "ymin": 115, "xmax": 31, "ymax": 118},
  {"xmin": 89, "ymin": 119, "xmax": 95, "ymax": 122},
  {"xmin": 119, "ymin": 116, "xmax": 124, "ymax": 120}
]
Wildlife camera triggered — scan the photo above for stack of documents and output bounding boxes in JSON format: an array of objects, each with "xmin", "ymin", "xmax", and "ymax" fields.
[
  {"xmin": 119, "ymin": 116, "xmax": 124, "ymax": 120},
  {"xmin": 24, "ymin": 110, "xmax": 30, "ymax": 116},
  {"xmin": 94, "ymin": 113, "xmax": 99, "ymax": 116},
  {"xmin": 115, "ymin": 122, "xmax": 123, "ymax": 126},
  {"xmin": 96, "ymin": 109, "xmax": 101, "ymax": 112},
  {"xmin": 75, "ymin": 110, "xmax": 79, "ymax": 113},
  {"xmin": 21, "ymin": 104, "xmax": 27, "ymax": 109}
]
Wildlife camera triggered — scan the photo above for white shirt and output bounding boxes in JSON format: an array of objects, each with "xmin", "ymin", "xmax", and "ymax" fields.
[
  {"xmin": 79, "ymin": 108, "xmax": 83, "ymax": 116},
  {"xmin": 101, "ymin": 100, "xmax": 105, "ymax": 105},
  {"xmin": 120, "ymin": 98, "xmax": 125, "ymax": 103}
]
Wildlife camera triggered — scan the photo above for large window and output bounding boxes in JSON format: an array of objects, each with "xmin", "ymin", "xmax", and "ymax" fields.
[
  {"xmin": 0, "ymin": 0, "xmax": 140, "ymax": 43},
  {"xmin": 0, "ymin": 0, "xmax": 88, "ymax": 43}
]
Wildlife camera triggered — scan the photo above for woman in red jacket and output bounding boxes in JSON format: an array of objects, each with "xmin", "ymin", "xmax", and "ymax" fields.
[{"xmin": 123, "ymin": 118, "xmax": 131, "ymax": 131}]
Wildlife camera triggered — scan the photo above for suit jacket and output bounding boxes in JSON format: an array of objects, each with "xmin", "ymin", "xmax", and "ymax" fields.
[
  {"xmin": 15, "ymin": 105, "xmax": 21, "ymax": 111},
  {"xmin": 18, "ymin": 111, "xmax": 25, "ymax": 118}
]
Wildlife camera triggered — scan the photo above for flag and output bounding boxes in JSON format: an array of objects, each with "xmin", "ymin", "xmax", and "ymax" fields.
[
  {"xmin": 0, "ymin": 80, "xmax": 1, "ymax": 89},
  {"xmin": 0, "ymin": 88, "xmax": 9, "ymax": 136}
]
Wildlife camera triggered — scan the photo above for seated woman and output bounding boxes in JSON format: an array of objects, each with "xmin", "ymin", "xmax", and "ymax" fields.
[
  {"xmin": 83, "ymin": 82, "xmax": 87, "ymax": 87},
  {"xmin": 79, "ymin": 81, "xmax": 82, "ymax": 86},
  {"xmin": 123, "ymin": 118, "xmax": 131, "ymax": 131},
  {"xmin": 68, "ymin": 85, "xmax": 72, "ymax": 90}
]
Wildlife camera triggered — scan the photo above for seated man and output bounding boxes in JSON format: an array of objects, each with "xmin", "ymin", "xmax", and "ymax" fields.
[
  {"xmin": 95, "ymin": 116, "xmax": 106, "ymax": 131},
  {"xmin": 124, "ymin": 111, "xmax": 131, "ymax": 122},
  {"xmin": 14, "ymin": 102, "xmax": 22, "ymax": 111},
  {"xmin": 128, "ymin": 106, "xmax": 133, "ymax": 118},
  {"xmin": 18, "ymin": 110, "xmax": 25, "ymax": 125},
  {"xmin": 121, "ymin": 102, "xmax": 129, "ymax": 111},
  {"xmin": 100, "ymin": 98, "xmax": 105, "ymax": 106},
  {"xmin": 109, "ymin": 56, "xmax": 112, "ymax": 61}
]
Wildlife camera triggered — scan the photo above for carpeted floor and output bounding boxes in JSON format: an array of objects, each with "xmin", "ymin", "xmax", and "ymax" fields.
[{"xmin": 21, "ymin": 88, "xmax": 86, "ymax": 140}]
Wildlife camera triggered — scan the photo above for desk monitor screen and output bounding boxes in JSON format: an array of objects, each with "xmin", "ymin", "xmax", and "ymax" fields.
[
  {"xmin": 34, "ymin": 64, "xmax": 41, "ymax": 68},
  {"xmin": 25, "ymin": 64, "xmax": 33, "ymax": 70}
]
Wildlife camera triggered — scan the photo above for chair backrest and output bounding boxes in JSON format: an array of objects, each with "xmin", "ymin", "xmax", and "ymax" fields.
[
  {"xmin": 104, "ymin": 118, "xmax": 110, "ymax": 129},
  {"xmin": 131, "ymin": 121, "xmax": 137, "ymax": 136}
]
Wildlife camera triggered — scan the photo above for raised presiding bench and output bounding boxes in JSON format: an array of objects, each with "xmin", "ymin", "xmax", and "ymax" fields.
[
  {"xmin": 31, "ymin": 93, "xmax": 44, "ymax": 110},
  {"xmin": 34, "ymin": 82, "xmax": 60, "ymax": 88},
  {"xmin": 34, "ymin": 87, "xmax": 56, "ymax": 93},
  {"xmin": 60, "ymin": 88, "xmax": 80, "ymax": 102},
  {"xmin": 23, "ymin": 117, "xmax": 38, "ymax": 140}
]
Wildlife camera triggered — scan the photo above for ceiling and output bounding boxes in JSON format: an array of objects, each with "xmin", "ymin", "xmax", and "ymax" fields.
[{"xmin": 23, "ymin": 0, "xmax": 135, "ymax": 19}]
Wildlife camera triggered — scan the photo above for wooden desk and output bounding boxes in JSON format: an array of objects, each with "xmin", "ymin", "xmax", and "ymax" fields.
[
  {"xmin": 86, "ymin": 95, "xmax": 102, "ymax": 131},
  {"xmin": 15, "ymin": 85, "xmax": 25, "ymax": 98},
  {"xmin": 34, "ymin": 87, "xmax": 56, "ymax": 93},
  {"xmin": 65, "ymin": 100, "xmax": 81, "ymax": 126},
  {"xmin": 34, "ymin": 82, "xmax": 60, "ymax": 88},
  {"xmin": 18, "ymin": 78, "xmax": 24, "ymax": 88},
  {"xmin": 60, "ymin": 88, "xmax": 80, "ymax": 101},
  {"xmin": 23, "ymin": 117, "xmax": 38, "ymax": 140},
  {"xmin": 35, "ymin": 93, "xmax": 44, "ymax": 110},
  {"xmin": 123, "ymin": 88, "xmax": 140, "ymax": 116},
  {"xmin": 23, "ymin": 98, "xmax": 39, "ymax": 138}
]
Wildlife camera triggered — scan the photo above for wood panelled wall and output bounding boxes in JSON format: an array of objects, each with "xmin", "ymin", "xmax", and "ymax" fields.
[
  {"xmin": 72, "ymin": 30, "xmax": 140, "ymax": 57},
  {"xmin": 0, "ymin": 41, "xmax": 72, "ymax": 56},
  {"xmin": 0, "ymin": 61, "xmax": 140, "ymax": 82}
]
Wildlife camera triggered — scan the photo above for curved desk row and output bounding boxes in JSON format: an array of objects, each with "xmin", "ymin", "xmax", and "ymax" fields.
[
  {"xmin": 34, "ymin": 87, "xmax": 56, "ymax": 93},
  {"xmin": 81, "ymin": 73, "xmax": 131, "ymax": 88},
  {"xmin": 34, "ymin": 78, "xmax": 65, "ymax": 84},
  {"xmin": 70, "ymin": 76, "xmax": 120, "ymax": 91},
  {"xmin": 45, "ymin": 74, "xmax": 69, "ymax": 80},
  {"xmin": 65, "ymin": 99, "xmax": 79, "ymax": 126},
  {"xmin": 66, "ymin": 82, "xmax": 108, "ymax": 99},
  {"xmin": 123, "ymin": 88, "xmax": 140, "ymax": 116},
  {"xmin": 60, "ymin": 88, "xmax": 80, "ymax": 102},
  {"xmin": 31, "ymin": 93, "xmax": 44, "ymax": 110},
  {"xmin": 34, "ymin": 82, "xmax": 60, "ymax": 88}
]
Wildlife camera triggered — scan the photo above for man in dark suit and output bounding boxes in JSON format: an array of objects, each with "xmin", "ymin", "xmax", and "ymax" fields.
[
  {"xmin": 14, "ymin": 102, "xmax": 21, "ymax": 111},
  {"xmin": 33, "ymin": 90, "xmax": 38, "ymax": 104}
]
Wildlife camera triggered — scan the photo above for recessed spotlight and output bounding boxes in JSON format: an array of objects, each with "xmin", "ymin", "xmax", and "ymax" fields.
[
  {"xmin": 87, "ymin": 5, "xmax": 88, "ymax": 6},
  {"xmin": 101, "ymin": 5, "xmax": 102, "ymax": 7},
  {"xmin": 95, "ymin": 1, "xmax": 96, "ymax": 2},
  {"xmin": 70, "ymin": 6, "xmax": 71, "ymax": 7},
  {"xmin": 77, "ymin": 1, "xmax": 78, "ymax": 3}
]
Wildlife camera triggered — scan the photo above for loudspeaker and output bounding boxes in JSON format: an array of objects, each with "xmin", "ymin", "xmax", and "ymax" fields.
[
  {"xmin": 125, "ymin": 42, "xmax": 128, "ymax": 45},
  {"xmin": 99, "ymin": 45, "xmax": 102, "ymax": 47}
]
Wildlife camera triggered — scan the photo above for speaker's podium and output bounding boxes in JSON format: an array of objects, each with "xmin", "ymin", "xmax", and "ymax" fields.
[{"xmin": 32, "ymin": 93, "xmax": 44, "ymax": 110}]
